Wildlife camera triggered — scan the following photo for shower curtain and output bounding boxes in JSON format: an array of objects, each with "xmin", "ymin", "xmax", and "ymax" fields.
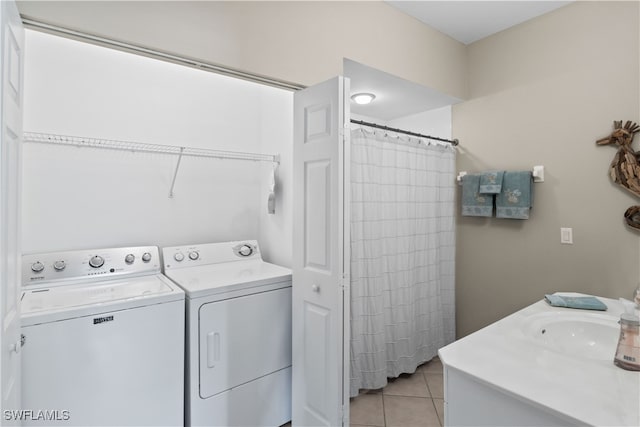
[{"xmin": 349, "ymin": 127, "xmax": 456, "ymax": 397}]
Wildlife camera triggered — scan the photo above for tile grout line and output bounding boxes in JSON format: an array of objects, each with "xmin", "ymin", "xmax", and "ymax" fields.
[
  {"xmin": 423, "ymin": 371, "xmax": 432, "ymax": 398},
  {"xmin": 381, "ymin": 389, "xmax": 387, "ymax": 427},
  {"xmin": 432, "ymin": 397, "xmax": 442, "ymax": 427},
  {"xmin": 423, "ymin": 371, "xmax": 439, "ymax": 427}
]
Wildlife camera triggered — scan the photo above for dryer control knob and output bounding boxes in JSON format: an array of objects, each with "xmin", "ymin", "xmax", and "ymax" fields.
[
  {"xmin": 31, "ymin": 261, "xmax": 45, "ymax": 273},
  {"xmin": 53, "ymin": 260, "xmax": 66, "ymax": 271},
  {"xmin": 174, "ymin": 252, "xmax": 185, "ymax": 262},
  {"xmin": 141, "ymin": 252, "xmax": 152, "ymax": 263},
  {"xmin": 238, "ymin": 245, "xmax": 253, "ymax": 257},
  {"xmin": 89, "ymin": 255, "xmax": 105, "ymax": 268},
  {"xmin": 124, "ymin": 254, "xmax": 135, "ymax": 264},
  {"xmin": 188, "ymin": 251, "xmax": 199, "ymax": 260}
]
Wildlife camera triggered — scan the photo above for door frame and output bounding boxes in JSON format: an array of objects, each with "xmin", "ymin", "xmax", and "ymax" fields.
[{"xmin": 0, "ymin": 0, "xmax": 24, "ymax": 424}]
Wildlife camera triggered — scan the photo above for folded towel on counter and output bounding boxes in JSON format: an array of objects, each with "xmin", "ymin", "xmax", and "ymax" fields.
[
  {"xmin": 544, "ymin": 294, "xmax": 607, "ymax": 311},
  {"xmin": 496, "ymin": 171, "xmax": 533, "ymax": 219},
  {"xmin": 461, "ymin": 174, "xmax": 493, "ymax": 217},
  {"xmin": 479, "ymin": 171, "xmax": 504, "ymax": 194}
]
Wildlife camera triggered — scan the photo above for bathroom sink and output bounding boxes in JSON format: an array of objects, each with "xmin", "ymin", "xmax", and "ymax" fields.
[{"xmin": 522, "ymin": 312, "xmax": 619, "ymax": 360}]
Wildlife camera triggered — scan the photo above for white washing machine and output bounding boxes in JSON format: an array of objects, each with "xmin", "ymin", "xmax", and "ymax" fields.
[
  {"xmin": 20, "ymin": 246, "xmax": 185, "ymax": 426},
  {"xmin": 162, "ymin": 240, "xmax": 292, "ymax": 427}
]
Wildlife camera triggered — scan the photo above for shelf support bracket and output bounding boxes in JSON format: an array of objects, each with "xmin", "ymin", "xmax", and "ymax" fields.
[{"xmin": 169, "ymin": 147, "xmax": 185, "ymax": 198}]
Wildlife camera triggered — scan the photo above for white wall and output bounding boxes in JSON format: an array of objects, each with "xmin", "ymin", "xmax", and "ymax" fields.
[
  {"xmin": 22, "ymin": 30, "xmax": 293, "ymax": 266},
  {"xmin": 352, "ymin": 106, "xmax": 452, "ymax": 139},
  {"xmin": 257, "ymin": 97, "xmax": 293, "ymax": 268},
  {"xmin": 388, "ymin": 106, "xmax": 452, "ymax": 141}
]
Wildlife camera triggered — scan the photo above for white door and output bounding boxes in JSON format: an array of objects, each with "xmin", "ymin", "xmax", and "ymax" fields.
[
  {"xmin": 0, "ymin": 0, "xmax": 23, "ymax": 424},
  {"xmin": 292, "ymin": 76, "xmax": 350, "ymax": 426},
  {"xmin": 198, "ymin": 287, "xmax": 292, "ymax": 398}
]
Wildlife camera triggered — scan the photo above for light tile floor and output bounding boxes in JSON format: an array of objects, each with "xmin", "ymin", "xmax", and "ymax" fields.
[{"xmin": 350, "ymin": 357, "xmax": 444, "ymax": 427}]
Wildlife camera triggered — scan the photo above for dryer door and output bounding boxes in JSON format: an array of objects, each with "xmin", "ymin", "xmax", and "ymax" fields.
[{"xmin": 199, "ymin": 285, "xmax": 292, "ymax": 398}]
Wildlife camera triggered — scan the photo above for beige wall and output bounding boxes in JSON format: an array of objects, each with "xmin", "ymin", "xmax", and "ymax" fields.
[
  {"xmin": 18, "ymin": 0, "xmax": 640, "ymax": 338},
  {"xmin": 16, "ymin": 1, "xmax": 467, "ymax": 99},
  {"xmin": 453, "ymin": 1, "xmax": 640, "ymax": 337}
]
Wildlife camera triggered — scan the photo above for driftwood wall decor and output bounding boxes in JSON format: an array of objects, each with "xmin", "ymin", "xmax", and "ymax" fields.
[{"xmin": 596, "ymin": 120, "xmax": 640, "ymax": 230}]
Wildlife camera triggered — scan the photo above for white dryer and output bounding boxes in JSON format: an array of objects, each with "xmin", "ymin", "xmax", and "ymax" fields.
[
  {"xmin": 162, "ymin": 240, "xmax": 292, "ymax": 427},
  {"xmin": 20, "ymin": 246, "xmax": 185, "ymax": 426}
]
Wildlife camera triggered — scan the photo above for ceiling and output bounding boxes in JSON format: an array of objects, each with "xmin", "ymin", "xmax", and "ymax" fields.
[
  {"xmin": 385, "ymin": 1, "xmax": 572, "ymax": 45},
  {"xmin": 345, "ymin": 59, "xmax": 461, "ymax": 121},
  {"xmin": 347, "ymin": 1, "xmax": 572, "ymax": 121}
]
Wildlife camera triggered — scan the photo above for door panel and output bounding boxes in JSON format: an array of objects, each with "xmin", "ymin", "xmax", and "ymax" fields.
[
  {"xmin": 304, "ymin": 160, "xmax": 331, "ymax": 270},
  {"xmin": 292, "ymin": 76, "xmax": 350, "ymax": 426},
  {"xmin": 304, "ymin": 104, "xmax": 332, "ymax": 142},
  {"xmin": 0, "ymin": 1, "xmax": 23, "ymax": 423},
  {"xmin": 303, "ymin": 302, "xmax": 330, "ymax": 420},
  {"xmin": 199, "ymin": 287, "xmax": 292, "ymax": 399}
]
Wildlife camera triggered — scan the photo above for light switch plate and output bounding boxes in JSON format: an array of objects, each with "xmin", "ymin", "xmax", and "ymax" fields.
[{"xmin": 560, "ymin": 227, "xmax": 573, "ymax": 244}]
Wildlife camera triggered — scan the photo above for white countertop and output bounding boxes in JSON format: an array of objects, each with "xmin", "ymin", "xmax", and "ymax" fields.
[
  {"xmin": 439, "ymin": 293, "xmax": 640, "ymax": 426},
  {"xmin": 163, "ymin": 259, "xmax": 291, "ymax": 299},
  {"xmin": 21, "ymin": 274, "xmax": 184, "ymax": 326}
]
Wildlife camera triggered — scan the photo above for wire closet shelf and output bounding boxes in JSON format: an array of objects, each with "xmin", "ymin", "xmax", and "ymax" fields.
[
  {"xmin": 22, "ymin": 132, "xmax": 280, "ymax": 163},
  {"xmin": 22, "ymin": 132, "xmax": 280, "ymax": 198}
]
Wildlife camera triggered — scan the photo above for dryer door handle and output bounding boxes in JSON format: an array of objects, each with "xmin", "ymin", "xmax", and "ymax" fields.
[{"xmin": 206, "ymin": 332, "xmax": 220, "ymax": 368}]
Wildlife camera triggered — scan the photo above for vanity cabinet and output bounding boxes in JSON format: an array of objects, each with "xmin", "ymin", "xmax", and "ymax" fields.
[
  {"xmin": 443, "ymin": 365, "xmax": 581, "ymax": 426},
  {"xmin": 439, "ymin": 294, "xmax": 639, "ymax": 427}
]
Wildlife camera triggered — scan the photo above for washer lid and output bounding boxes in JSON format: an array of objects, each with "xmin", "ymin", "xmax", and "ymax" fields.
[
  {"xmin": 163, "ymin": 259, "xmax": 291, "ymax": 299},
  {"xmin": 21, "ymin": 274, "xmax": 184, "ymax": 325}
]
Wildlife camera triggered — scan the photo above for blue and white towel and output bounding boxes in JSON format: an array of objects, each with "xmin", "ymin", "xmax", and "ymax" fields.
[
  {"xmin": 461, "ymin": 174, "xmax": 493, "ymax": 217},
  {"xmin": 479, "ymin": 171, "xmax": 504, "ymax": 194},
  {"xmin": 544, "ymin": 294, "xmax": 607, "ymax": 311},
  {"xmin": 496, "ymin": 171, "xmax": 533, "ymax": 219}
]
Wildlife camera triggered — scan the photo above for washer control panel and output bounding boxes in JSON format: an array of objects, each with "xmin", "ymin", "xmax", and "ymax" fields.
[
  {"xmin": 163, "ymin": 240, "xmax": 261, "ymax": 270},
  {"xmin": 23, "ymin": 246, "xmax": 161, "ymax": 286}
]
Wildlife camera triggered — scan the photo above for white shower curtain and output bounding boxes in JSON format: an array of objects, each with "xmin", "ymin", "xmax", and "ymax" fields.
[{"xmin": 349, "ymin": 127, "xmax": 456, "ymax": 397}]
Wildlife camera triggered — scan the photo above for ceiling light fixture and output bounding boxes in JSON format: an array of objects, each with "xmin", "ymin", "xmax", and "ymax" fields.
[{"xmin": 351, "ymin": 93, "xmax": 376, "ymax": 105}]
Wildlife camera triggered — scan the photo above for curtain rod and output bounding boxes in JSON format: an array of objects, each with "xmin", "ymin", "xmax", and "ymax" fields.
[
  {"xmin": 350, "ymin": 119, "xmax": 459, "ymax": 146},
  {"xmin": 21, "ymin": 17, "xmax": 305, "ymax": 92}
]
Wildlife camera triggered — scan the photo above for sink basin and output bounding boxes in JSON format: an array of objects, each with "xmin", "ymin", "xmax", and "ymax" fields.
[{"xmin": 522, "ymin": 312, "xmax": 619, "ymax": 360}]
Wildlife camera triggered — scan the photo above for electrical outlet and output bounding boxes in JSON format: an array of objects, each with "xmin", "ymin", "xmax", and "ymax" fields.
[{"xmin": 560, "ymin": 227, "xmax": 573, "ymax": 244}]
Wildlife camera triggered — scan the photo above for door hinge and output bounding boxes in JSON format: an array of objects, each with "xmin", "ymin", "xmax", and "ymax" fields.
[
  {"xmin": 339, "ymin": 274, "xmax": 350, "ymax": 290},
  {"xmin": 340, "ymin": 125, "xmax": 350, "ymax": 143}
]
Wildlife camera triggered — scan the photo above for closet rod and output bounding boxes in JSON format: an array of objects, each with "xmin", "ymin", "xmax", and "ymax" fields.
[{"xmin": 351, "ymin": 119, "xmax": 459, "ymax": 146}]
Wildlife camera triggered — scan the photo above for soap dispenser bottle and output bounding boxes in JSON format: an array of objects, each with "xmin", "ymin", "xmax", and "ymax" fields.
[{"xmin": 614, "ymin": 300, "xmax": 640, "ymax": 371}]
